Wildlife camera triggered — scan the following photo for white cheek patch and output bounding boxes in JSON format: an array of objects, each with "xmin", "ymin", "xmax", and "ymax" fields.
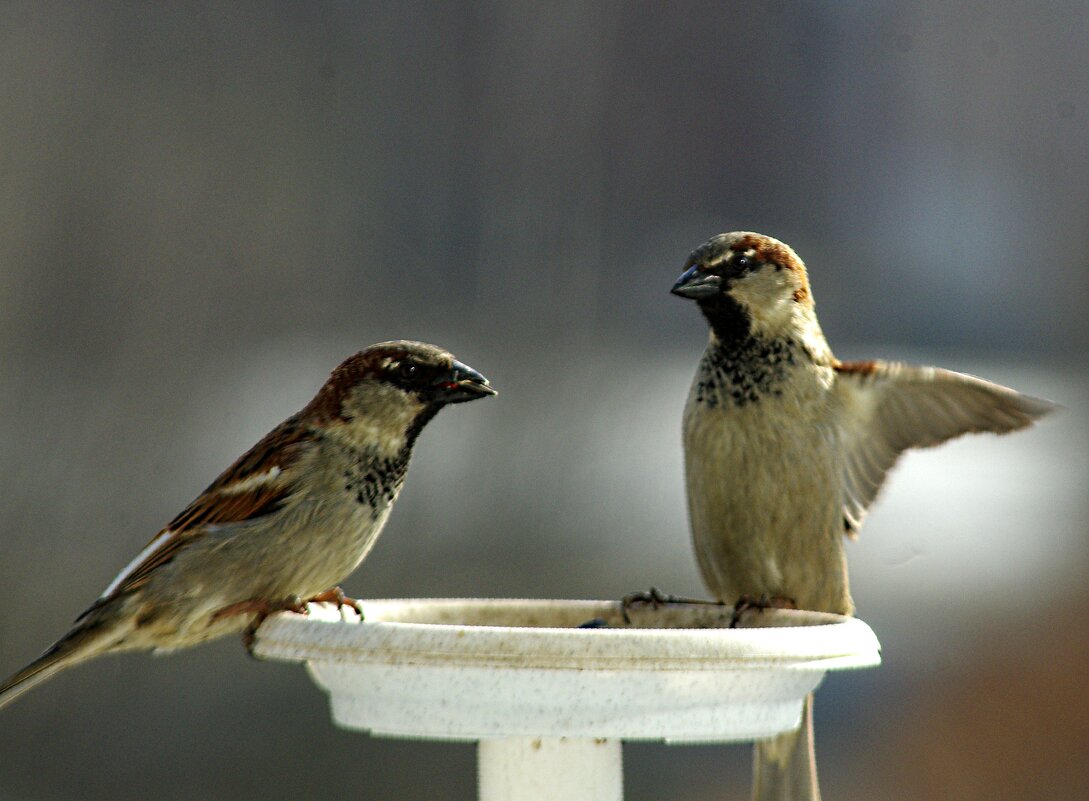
[
  {"xmin": 101, "ymin": 530, "xmax": 174, "ymax": 598},
  {"xmin": 731, "ymin": 269, "xmax": 800, "ymax": 335},
  {"xmin": 337, "ymin": 383, "xmax": 423, "ymax": 454}
]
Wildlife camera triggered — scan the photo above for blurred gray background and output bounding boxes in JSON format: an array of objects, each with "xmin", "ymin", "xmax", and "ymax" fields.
[{"xmin": 1, "ymin": 3, "xmax": 1087, "ymax": 800}]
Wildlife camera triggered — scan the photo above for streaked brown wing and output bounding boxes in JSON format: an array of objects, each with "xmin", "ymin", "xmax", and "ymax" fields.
[{"xmin": 94, "ymin": 414, "xmax": 313, "ymax": 602}]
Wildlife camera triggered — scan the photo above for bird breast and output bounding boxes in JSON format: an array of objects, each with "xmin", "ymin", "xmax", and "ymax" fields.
[{"xmin": 682, "ymin": 349, "xmax": 852, "ymax": 614}]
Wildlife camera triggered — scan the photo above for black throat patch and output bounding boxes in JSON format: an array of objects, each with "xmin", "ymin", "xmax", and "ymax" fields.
[
  {"xmin": 694, "ymin": 334, "xmax": 797, "ymax": 409},
  {"xmin": 341, "ymin": 446, "xmax": 411, "ymax": 510},
  {"xmin": 697, "ymin": 293, "xmax": 752, "ymax": 343}
]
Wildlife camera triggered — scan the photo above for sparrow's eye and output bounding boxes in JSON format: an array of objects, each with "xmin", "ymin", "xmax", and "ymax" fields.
[
  {"xmin": 398, "ymin": 362, "xmax": 418, "ymax": 380},
  {"xmin": 733, "ymin": 255, "xmax": 752, "ymax": 271}
]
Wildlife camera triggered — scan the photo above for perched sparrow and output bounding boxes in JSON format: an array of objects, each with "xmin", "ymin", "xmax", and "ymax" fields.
[
  {"xmin": 0, "ymin": 340, "xmax": 496, "ymax": 710},
  {"xmin": 672, "ymin": 232, "xmax": 1054, "ymax": 801}
]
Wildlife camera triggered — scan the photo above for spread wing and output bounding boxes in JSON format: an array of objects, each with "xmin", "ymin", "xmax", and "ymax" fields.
[
  {"xmin": 834, "ymin": 361, "xmax": 1055, "ymax": 537},
  {"xmin": 88, "ymin": 415, "xmax": 313, "ymax": 610}
]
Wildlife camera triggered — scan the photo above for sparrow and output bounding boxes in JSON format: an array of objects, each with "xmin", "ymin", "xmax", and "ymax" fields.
[
  {"xmin": 672, "ymin": 232, "xmax": 1054, "ymax": 801},
  {"xmin": 0, "ymin": 340, "xmax": 496, "ymax": 711}
]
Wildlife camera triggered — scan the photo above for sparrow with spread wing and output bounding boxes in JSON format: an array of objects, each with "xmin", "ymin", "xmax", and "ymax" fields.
[
  {"xmin": 672, "ymin": 232, "xmax": 1054, "ymax": 801},
  {"xmin": 0, "ymin": 340, "xmax": 495, "ymax": 710}
]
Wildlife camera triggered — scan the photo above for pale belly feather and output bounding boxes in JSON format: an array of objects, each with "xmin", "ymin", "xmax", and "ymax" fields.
[{"xmin": 682, "ymin": 377, "xmax": 853, "ymax": 615}]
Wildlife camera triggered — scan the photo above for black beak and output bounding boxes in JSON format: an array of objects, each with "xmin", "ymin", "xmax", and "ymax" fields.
[
  {"xmin": 436, "ymin": 360, "xmax": 498, "ymax": 404},
  {"xmin": 671, "ymin": 265, "xmax": 722, "ymax": 299}
]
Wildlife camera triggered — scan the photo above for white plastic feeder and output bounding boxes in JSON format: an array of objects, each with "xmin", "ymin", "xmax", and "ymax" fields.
[{"xmin": 254, "ymin": 598, "xmax": 880, "ymax": 801}]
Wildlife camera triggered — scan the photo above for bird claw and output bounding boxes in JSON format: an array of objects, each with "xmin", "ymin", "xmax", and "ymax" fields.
[
  {"xmin": 211, "ymin": 595, "xmax": 306, "ymax": 655},
  {"xmin": 226, "ymin": 588, "xmax": 367, "ymax": 654},
  {"xmin": 305, "ymin": 586, "xmax": 365, "ymax": 619},
  {"xmin": 213, "ymin": 594, "xmax": 307, "ymax": 624},
  {"xmin": 619, "ymin": 586, "xmax": 719, "ymax": 624},
  {"xmin": 728, "ymin": 594, "xmax": 797, "ymax": 628},
  {"xmin": 620, "ymin": 586, "xmax": 666, "ymax": 624}
]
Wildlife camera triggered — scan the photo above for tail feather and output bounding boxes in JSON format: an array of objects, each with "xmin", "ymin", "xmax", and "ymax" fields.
[
  {"xmin": 0, "ymin": 619, "xmax": 124, "ymax": 710},
  {"xmin": 753, "ymin": 692, "xmax": 821, "ymax": 801}
]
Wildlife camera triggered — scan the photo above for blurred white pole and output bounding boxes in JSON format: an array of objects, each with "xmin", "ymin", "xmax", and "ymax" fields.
[{"xmin": 478, "ymin": 737, "xmax": 622, "ymax": 801}]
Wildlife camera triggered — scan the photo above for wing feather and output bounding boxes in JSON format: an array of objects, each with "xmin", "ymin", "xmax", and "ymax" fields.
[
  {"xmin": 89, "ymin": 415, "xmax": 313, "ymax": 608},
  {"xmin": 834, "ymin": 361, "xmax": 1054, "ymax": 536}
]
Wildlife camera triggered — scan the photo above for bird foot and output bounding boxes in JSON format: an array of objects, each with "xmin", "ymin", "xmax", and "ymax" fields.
[
  {"xmin": 729, "ymin": 594, "xmax": 797, "ymax": 628},
  {"xmin": 213, "ymin": 594, "xmax": 308, "ymax": 624},
  {"xmin": 219, "ymin": 589, "xmax": 367, "ymax": 654},
  {"xmin": 305, "ymin": 586, "xmax": 365, "ymax": 619},
  {"xmin": 619, "ymin": 586, "xmax": 722, "ymax": 624},
  {"xmin": 212, "ymin": 595, "xmax": 307, "ymax": 653}
]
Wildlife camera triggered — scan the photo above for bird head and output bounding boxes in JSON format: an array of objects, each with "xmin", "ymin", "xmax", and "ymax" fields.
[
  {"xmin": 309, "ymin": 340, "xmax": 496, "ymax": 453},
  {"xmin": 671, "ymin": 232, "xmax": 816, "ymax": 342}
]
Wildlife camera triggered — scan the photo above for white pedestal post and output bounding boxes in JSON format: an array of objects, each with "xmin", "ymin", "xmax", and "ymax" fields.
[{"xmin": 479, "ymin": 737, "xmax": 622, "ymax": 801}]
